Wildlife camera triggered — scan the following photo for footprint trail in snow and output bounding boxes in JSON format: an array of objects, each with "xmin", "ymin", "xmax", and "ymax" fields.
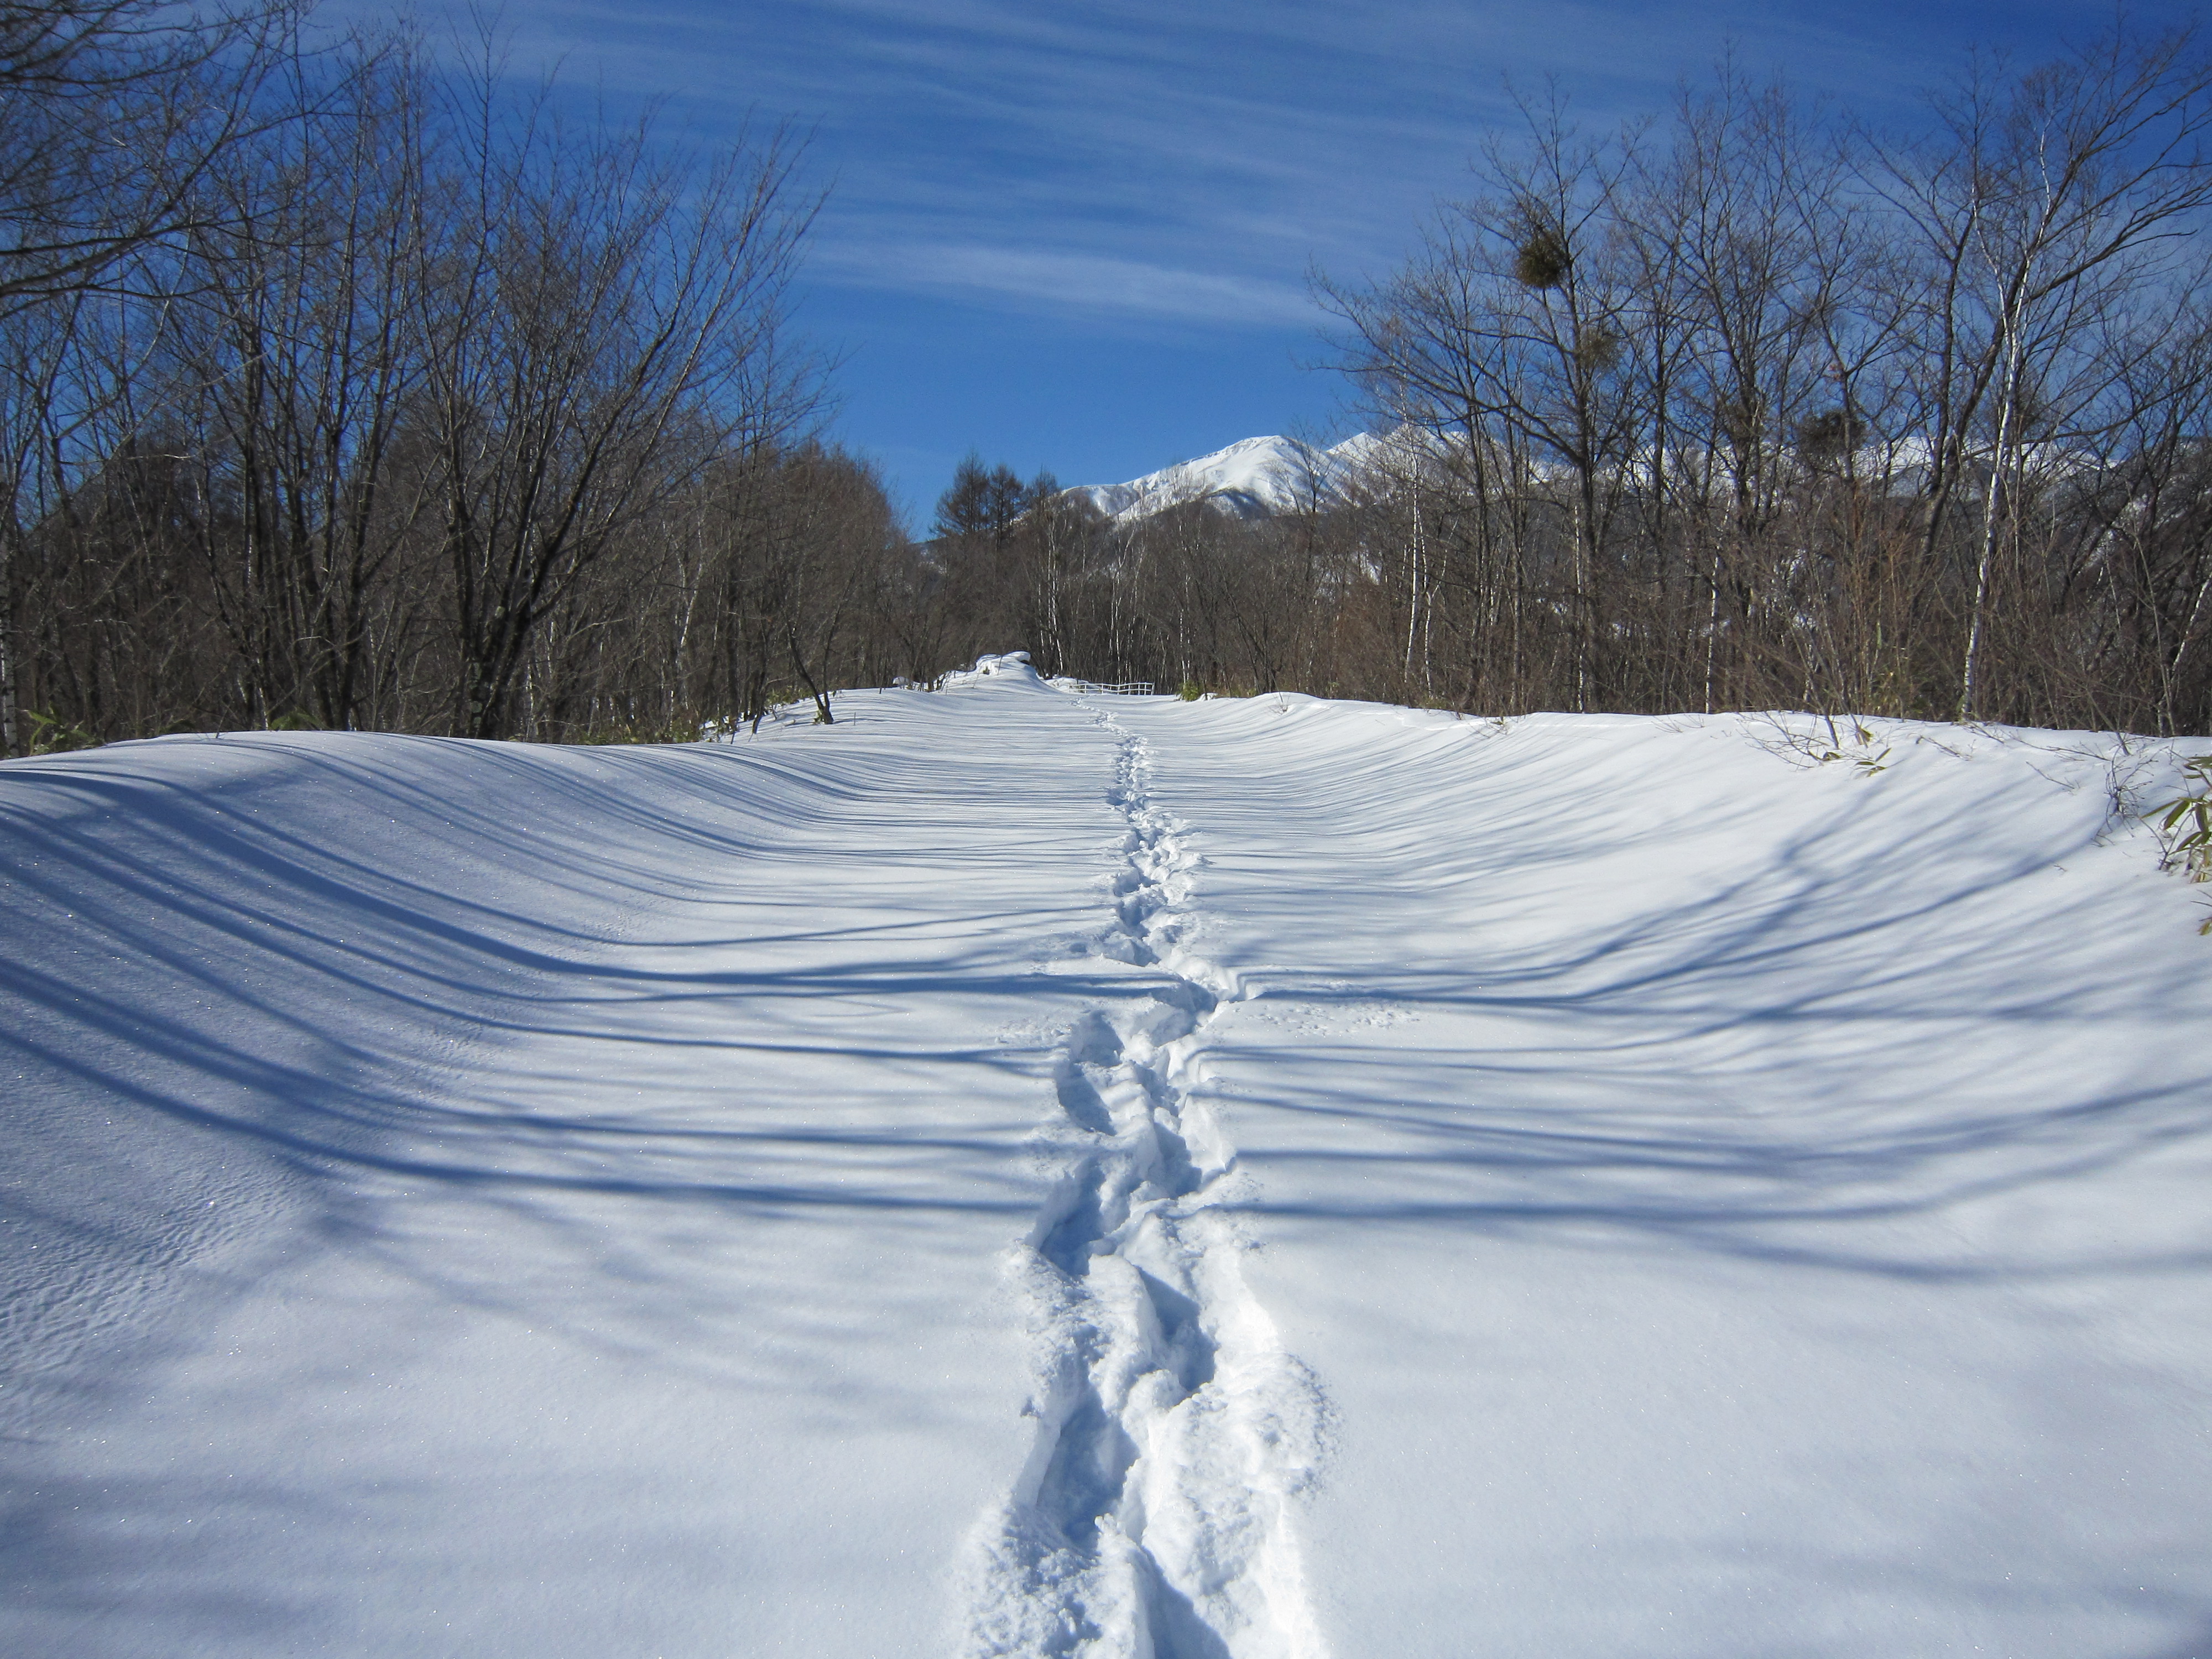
[{"xmin": 967, "ymin": 718, "xmax": 1330, "ymax": 1659}]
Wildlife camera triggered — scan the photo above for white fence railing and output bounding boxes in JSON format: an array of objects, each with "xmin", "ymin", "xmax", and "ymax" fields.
[{"xmin": 1062, "ymin": 680, "xmax": 1154, "ymax": 696}]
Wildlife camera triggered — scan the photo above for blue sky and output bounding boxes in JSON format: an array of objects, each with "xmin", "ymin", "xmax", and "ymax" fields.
[{"xmin": 384, "ymin": 0, "xmax": 2167, "ymax": 523}]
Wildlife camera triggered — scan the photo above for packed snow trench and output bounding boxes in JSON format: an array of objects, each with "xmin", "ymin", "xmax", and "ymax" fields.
[{"xmin": 4, "ymin": 662, "xmax": 2211, "ymax": 1659}]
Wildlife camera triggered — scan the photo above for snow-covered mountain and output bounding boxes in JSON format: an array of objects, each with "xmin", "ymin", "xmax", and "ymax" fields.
[{"xmin": 1074, "ymin": 432, "xmax": 1384, "ymax": 523}]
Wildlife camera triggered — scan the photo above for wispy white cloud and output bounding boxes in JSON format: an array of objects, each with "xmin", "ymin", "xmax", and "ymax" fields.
[
  {"xmin": 346, "ymin": 0, "xmax": 2145, "ymax": 343},
  {"xmin": 813, "ymin": 239, "xmax": 1323, "ymax": 327},
  {"xmin": 353, "ymin": 1, "xmax": 1859, "ymax": 332},
  {"xmin": 319, "ymin": 0, "xmax": 2176, "ymax": 504},
  {"xmin": 337, "ymin": 0, "xmax": 2148, "ymax": 304}
]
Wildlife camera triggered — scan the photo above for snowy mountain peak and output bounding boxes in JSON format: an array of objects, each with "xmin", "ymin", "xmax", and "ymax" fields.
[{"xmin": 1074, "ymin": 432, "xmax": 1381, "ymax": 524}]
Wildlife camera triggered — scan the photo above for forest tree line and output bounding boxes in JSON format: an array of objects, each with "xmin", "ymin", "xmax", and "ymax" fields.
[
  {"xmin": 6, "ymin": 6, "xmax": 2212, "ymax": 749},
  {"xmin": 1, "ymin": 0, "xmax": 871, "ymax": 748}
]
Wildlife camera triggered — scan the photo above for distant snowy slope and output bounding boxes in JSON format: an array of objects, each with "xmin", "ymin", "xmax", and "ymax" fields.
[
  {"xmin": 5, "ymin": 687, "xmax": 2211, "ymax": 1658},
  {"xmin": 1074, "ymin": 432, "xmax": 1384, "ymax": 522}
]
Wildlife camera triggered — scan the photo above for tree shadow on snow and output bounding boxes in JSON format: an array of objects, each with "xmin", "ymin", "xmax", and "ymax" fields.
[{"xmin": 0, "ymin": 724, "xmax": 1142, "ymax": 1648}]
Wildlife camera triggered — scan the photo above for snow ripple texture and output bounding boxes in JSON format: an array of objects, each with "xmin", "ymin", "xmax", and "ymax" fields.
[{"xmin": 965, "ymin": 721, "xmax": 1330, "ymax": 1659}]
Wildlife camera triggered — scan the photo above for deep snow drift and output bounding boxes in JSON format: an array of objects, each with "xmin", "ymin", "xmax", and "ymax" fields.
[{"xmin": 3, "ymin": 674, "xmax": 2209, "ymax": 1658}]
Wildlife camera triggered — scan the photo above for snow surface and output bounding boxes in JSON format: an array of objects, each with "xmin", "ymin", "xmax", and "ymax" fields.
[
  {"xmin": 1072, "ymin": 435, "xmax": 1381, "ymax": 524},
  {"xmin": 4, "ymin": 683, "xmax": 2211, "ymax": 1658}
]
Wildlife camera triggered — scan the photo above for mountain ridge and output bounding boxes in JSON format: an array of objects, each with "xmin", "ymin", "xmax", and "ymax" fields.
[{"xmin": 1073, "ymin": 432, "xmax": 1381, "ymax": 523}]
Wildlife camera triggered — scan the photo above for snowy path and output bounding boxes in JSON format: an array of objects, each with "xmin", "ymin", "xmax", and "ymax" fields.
[
  {"xmin": 969, "ymin": 716, "xmax": 1323, "ymax": 1657},
  {"xmin": 4, "ymin": 676, "xmax": 2211, "ymax": 1658}
]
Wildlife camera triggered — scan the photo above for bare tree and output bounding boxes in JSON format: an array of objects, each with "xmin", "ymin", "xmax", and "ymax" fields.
[
  {"xmin": 1865, "ymin": 22, "xmax": 2212, "ymax": 717},
  {"xmin": 420, "ymin": 45, "xmax": 818, "ymax": 738},
  {"xmin": 161, "ymin": 30, "xmax": 437, "ymax": 730},
  {"xmin": 0, "ymin": 0, "xmax": 297, "ymax": 313}
]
